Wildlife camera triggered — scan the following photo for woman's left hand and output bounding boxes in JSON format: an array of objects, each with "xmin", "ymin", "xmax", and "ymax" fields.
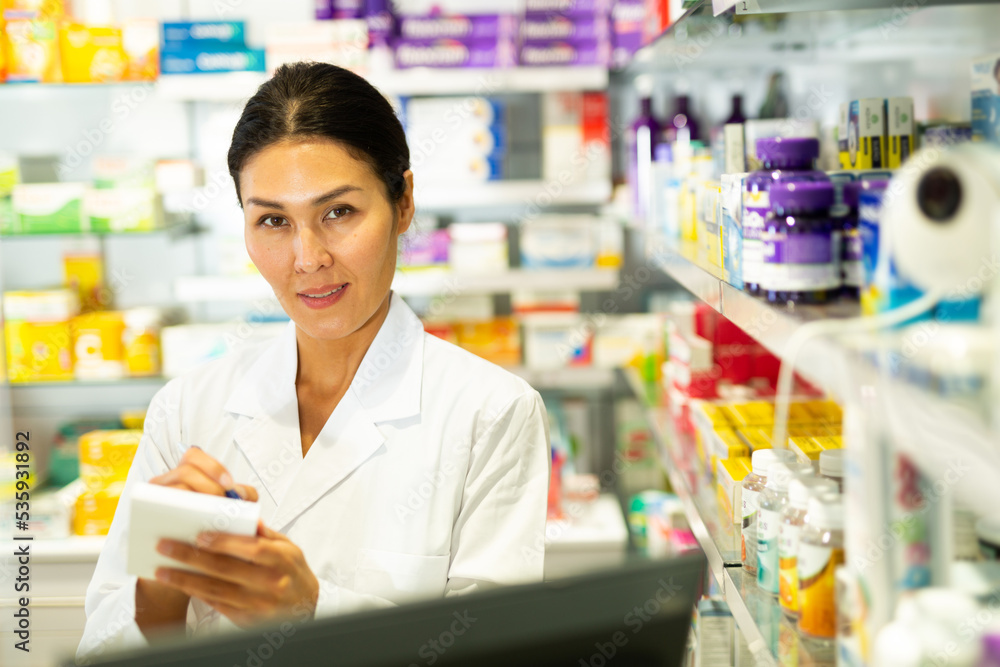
[{"xmin": 154, "ymin": 521, "xmax": 319, "ymax": 629}]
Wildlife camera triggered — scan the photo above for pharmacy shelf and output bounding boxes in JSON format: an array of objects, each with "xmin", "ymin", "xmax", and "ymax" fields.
[
  {"xmin": 175, "ymin": 267, "xmax": 620, "ymax": 303},
  {"xmin": 510, "ymin": 365, "xmax": 616, "ymax": 392},
  {"xmin": 5, "ymin": 376, "xmax": 167, "ymax": 390},
  {"xmin": 415, "ymin": 179, "xmax": 612, "ymax": 211},
  {"xmin": 623, "ymin": 368, "xmax": 834, "ymax": 667},
  {"xmin": 154, "ymin": 66, "xmax": 609, "ymax": 102},
  {"xmin": 621, "ymin": 369, "xmax": 739, "ymax": 586}
]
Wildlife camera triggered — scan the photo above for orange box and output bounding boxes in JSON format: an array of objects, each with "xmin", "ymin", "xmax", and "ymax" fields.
[
  {"xmin": 72, "ymin": 311, "xmax": 125, "ymax": 379},
  {"xmin": 4, "ymin": 17, "xmax": 61, "ymax": 83},
  {"xmin": 455, "ymin": 317, "xmax": 521, "ymax": 366}
]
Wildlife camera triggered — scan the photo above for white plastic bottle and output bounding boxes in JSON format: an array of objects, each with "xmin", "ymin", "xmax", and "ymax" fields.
[
  {"xmin": 757, "ymin": 461, "xmax": 813, "ymax": 594},
  {"xmin": 741, "ymin": 448, "xmax": 796, "ymax": 574},
  {"xmin": 779, "ymin": 476, "xmax": 837, "ymax": 616},
  {"xmin": 797, "ymin": 492, "xmax": 844, "ymax": 642}
]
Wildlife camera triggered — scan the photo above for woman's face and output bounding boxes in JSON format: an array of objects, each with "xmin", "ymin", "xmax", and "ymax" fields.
[{"xmin": 241, "ymin": 138, "xmax": 413, "ymax": 343}]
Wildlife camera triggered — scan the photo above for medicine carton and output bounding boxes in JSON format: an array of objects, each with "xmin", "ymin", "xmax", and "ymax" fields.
[
  {"xmin": 717, "ymin": 456, "xmax": 751, "ymax": 523},
  {"xmin": 161, "ymin": 21, "xmax": 246, "ymax": 48},
  {"xmin": 12, "ymin": 183, "xmax": 86, "ymax": 234},
  {"xmin": 394, "ymin": 37, "xmax": 517, "ymax": 69},
  {"xmin": 518, "ymin": 38, "xmax": 611, "ymax": 67},
  {"xmin": 4, "ymin": 17, "xmax": 61, "ymax": 83},
  {"xmin": 736, "ymin": 426, "xmax": 772, "ymax": 452},
  {"xmin": 398, "ymin": 14, "xmax": 517, "ymax": 41},
  {"xmin": 972, "ymin": 53, "xmax": 1000, "ymax": 145},
  {"xmin": 709, "ymin": 428, "xmax": 750, "ymax": 483},
  {"xmin": 83, "ymin": 187, "xmax": 159, "ymax": 232},
  {"xmin": 160, "ymin": 48, "xmax": 266, "ymax": 74},
  {"xmin": 58, "ymin": 23, "xmax": 126, "ymax": 83},
  {"xmin": 847, "ymin": 99, "xmax": 888, "ymax": 169},
  {"xmin": 886, "ymin": 97, "xmax": 915, "ymax": 169},
  {"xmin": 721, "ymin": 172, "xmax": 747, "ymax": 290},
  {"xmin": 838, "ymin": 103, "xmax": 850, "ymax": 169},
  {"xmin": 4, "ymin": 289, "xmax": 79, "ymax": 383},
  {"xmin": 696, "ymin": 599, "xmax": 734, "ymax": 667}
]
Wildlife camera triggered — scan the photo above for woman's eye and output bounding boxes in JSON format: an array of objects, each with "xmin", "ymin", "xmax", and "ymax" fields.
[
  {"xmin": 260, "ymin": 216, "xmax": 286, "ymax": 228},
  {"xmin": 326, "ymin": 206, "xmax": 352, "ymax": 220}
]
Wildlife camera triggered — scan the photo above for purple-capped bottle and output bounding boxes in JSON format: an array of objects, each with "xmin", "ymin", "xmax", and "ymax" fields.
[
  {"xmin": 666, "ymin": 95, "xmax": 700, "ymax": 143},
  {"xmin": 742, "ymin": 137, "xmax": 828, "ymax": 296},
  {"xmin": 761, "ymin": 181, "xmax": 839, "ymax": 305},
  {"xmin": 628, "ymin": 97, "xmax": 662, "ymax": 223}
]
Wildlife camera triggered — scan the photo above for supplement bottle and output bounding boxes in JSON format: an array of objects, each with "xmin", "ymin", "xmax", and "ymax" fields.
[
  {"xmin": 757, "ymin": 461, "xmax": 813, "ymax": 594},
  {"xmin": 742, "ymin": 137, "xmax": 828, "ymax": 296},
  {"xmin": 779, "ymin": 477, "xmax": 837, "ymax": 617},
  {"xmin": 798, "ymin": 492, "xmax": 844, "ymax": 643},
  {"xmin": 819, "ymin": 449, "xmax": 844, "ymax": 492},
  {"xmin": 741, "ymin": 448, "xmax": 796, "ymax": 574},
  {"xmin": 761, "ymin": 181, "xmax": 839, "ymax": 305}
]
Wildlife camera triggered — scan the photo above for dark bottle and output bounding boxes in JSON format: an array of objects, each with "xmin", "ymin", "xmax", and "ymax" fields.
[
  {"xmin": 666, "ymin": 95, "xmax": 700, "ymax": 143},
  {"xmin": 725, "ymin": 94, "xmax": 747, "ymax": 125}
]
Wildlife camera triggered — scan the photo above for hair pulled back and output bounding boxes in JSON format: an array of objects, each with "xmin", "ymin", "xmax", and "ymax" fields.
[{"xmin": 228, "ymin": 62, "xmax": 410, "ymax": 206}]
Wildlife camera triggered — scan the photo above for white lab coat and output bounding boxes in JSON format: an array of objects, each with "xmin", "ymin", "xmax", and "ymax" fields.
[{"xmin": 77, "ymin": 293, "xmax": 550, "ymax": 664}]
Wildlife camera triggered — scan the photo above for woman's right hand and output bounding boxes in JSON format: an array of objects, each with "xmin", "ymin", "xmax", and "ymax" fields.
[
  {"xmin": 149, "ymin": 446, "xmax": 258, "ymax": 501},
  {"xmin": 136, "ymin": 447, "xmax": 258, "ymax": 640}
]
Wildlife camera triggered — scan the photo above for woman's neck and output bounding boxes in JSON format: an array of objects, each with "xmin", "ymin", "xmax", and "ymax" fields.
[{"xmin": 294, "ymin": 294, "xmax": 393, "ymax": 394}]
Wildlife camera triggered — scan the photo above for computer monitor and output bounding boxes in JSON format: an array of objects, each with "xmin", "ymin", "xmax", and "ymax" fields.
[{"xmin": 83, "ymin": 552, "xmax": 706, "ymax": 667}]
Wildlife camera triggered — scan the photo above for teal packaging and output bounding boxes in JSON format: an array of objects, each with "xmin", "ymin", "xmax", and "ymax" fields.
[
  {"xmin": 161, "ymin": 21, "xmax": 246, "ymax": 48},
  {"xmin": 971, "ymin": 53, "xmax": 1000, "ymax": 145},
  {"xmin": 160, "ymin": 48, "xmax": 266, "ymax": 74},
  {"xmin": 721, "ymin": 172, "xmax": 746, "ymax": 289}
]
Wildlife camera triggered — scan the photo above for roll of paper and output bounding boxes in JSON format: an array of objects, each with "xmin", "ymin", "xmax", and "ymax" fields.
[{"xmin": 886, "ymin": 144, "xmax": 1000, "ymax": 294}]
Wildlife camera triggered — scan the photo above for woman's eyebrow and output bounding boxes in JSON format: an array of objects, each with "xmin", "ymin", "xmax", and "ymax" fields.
[{"xmin": 245, "ymin": 185, "xmax": 363, "ymax": 210}]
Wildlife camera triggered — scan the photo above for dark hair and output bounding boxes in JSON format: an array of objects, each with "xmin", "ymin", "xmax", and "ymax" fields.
[{"xmin": 227, "ymin": 62, "xmax": 410, "ymax": 206}]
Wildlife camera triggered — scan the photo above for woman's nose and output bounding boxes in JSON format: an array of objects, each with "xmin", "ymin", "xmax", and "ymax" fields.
[{"xmin": 294, "ymin": 226, "xmax": 333, "ymax": 273}]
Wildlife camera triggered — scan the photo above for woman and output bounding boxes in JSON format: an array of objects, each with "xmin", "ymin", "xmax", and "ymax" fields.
[{"xmin": 77, "ymin": 62, "xmax": 549, "ymax": 662}]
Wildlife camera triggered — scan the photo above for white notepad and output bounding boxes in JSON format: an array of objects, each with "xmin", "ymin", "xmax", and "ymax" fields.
[{"xmin": 127, "ymin": 482, "xmax": 262, "ymax": 580}]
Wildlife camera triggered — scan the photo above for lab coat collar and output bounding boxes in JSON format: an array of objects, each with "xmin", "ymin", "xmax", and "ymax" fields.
[{"xmin": 223, "ymin": 291, "xmax": 424, "ymax": 424}]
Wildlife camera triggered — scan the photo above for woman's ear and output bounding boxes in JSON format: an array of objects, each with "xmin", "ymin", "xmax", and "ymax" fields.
[{"xmin": 395, "ymin": 170, "xmax": 415, "ymax": 236}]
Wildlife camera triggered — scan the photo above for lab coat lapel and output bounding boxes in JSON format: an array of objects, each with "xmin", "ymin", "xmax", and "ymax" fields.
[
  {"xmin": 269, "ymin": 294, "xmax": 426, "ymax": 530},
  {"xmin": 224, "ymin": 322, "xmax": 302, "ymax": 506}
]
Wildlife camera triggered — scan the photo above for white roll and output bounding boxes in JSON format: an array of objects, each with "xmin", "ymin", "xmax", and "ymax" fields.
[{"xmin": 885, "ymin": 144, "xmax": 1000, "ymax": 294}]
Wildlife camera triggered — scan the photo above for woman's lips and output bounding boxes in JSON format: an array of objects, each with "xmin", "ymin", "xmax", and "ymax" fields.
[{"xmin": 297, "ymin": 283, "xmax": 348, "ymax": 309}]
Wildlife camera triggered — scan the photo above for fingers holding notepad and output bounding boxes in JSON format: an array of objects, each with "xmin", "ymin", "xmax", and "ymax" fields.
[{"xmin": 149, "ymin": 445, "xmax": 258, "ymax": 502}]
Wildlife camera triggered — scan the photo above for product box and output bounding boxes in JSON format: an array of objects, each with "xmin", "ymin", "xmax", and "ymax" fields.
[
  {"xmin": 847, "ymin": 98, "xmax": 887, "ymax": 169},
  {"xmin": 541, "ymin": 91, "xmax": 610, "ymax": 185},
  {"xmin": 520, "ymin": 215, "xmax": 598, "ymax": 268},
  {"xmin": 4, "ymin": 17, "xmax": 61, "ymax": 82},
  {"xmin": 971, "ymin": 53, "xmax": 1000, "ymax": 145},
  {"xmin": 518, "ymin": 38, "xmax": 610, "ymax": 66},
  {"xmin": 161, "ymin": 21, "xmax": 246, "ymax": 48},
  {"xmin": 721, "ymin": 172, "xmax": 746, "ymax": 290},
  {"xmin": 522, "ymin": 314, "xmax": 591, "ymax": 369},
  {"xmin": 4, "ymin": 289, "xmax": 79, "ymax": 383},
  {"xmin": 454, "ymin": 317, "xmax": 521, "ymax": 366},
  {"xmin": 71, "ymin": 311, "xmax": 126, "ymax": 380},
  {"xmin": 0, "ymin": 153, "xmax": 18, "ymax": 197},
  {"xmin": 79, "ymin": 429, "xmax": 140, "ymax": 491},
  {"xmin": 123, "ymin": 18, "xmax": 159, "ymax": 81},
  {"xmin": 12, "ymin": 183, "xmax": 86, "ymax": 234},
  {"xmin": 74, "ymin": 490, "xmax": 120, "ymax": 536},
  {"xmin": 521, "ymin": 13, "xmax": 610, "ymax": 41},
  {"xmin": 58, "ymin": 23, "xmax": 126, "ymax": 83},
  {"xmin": 886, "ymin": 97, "xmax": 915, "ymax": 169},
  {"xmin": 160, "ymin": 48, "xmax": 266, "ymax": 74},
  {"xmin": 695, "ymin": 599, "xmax": 734, "ymax": 667},
  {"xmin": 400, "ymin": 228, "xmax": 449, "ymax": 268},
  {"xmin": 393, "ymin": 37, "xmax": 516, "ymax": 68},
  {"xmin": 610, "ymin": 0, "xmax": 643, "ymax": 68},
  {"xmin": 838, "ymin": 102, "xmax": 850, "ymax": 169},
  {"xmin": 717, "ymin": 456, "xmax": 751, "ymax": 522},
  {"xmin": 398, "ymin": 14, "xmax": 517, "ymax": 41},
  {"xmin": 264, "ymin": 20, "xmax": 368, "ymax": 74},
  {"xmin": 524, "ymin": 0, "xmax": 613, "ymax": 13}
]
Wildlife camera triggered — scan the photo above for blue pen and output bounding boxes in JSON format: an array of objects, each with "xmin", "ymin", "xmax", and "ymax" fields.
[{"xmin": 224, "ymin": 488, "xmax": 242, "ymax": 500}]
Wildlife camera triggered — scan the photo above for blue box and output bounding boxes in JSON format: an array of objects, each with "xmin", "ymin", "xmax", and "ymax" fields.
[
  {"xmin": 721, "ymin": 172, "xmax": 746, "ymax": 290},
  {"xmin": 160, "ymin": 48, "xmax": 266, "ymax": 75},
  {"xmin": 972, "ymin": 53, "xmax": 1000, "ymax": 145},
  {"xmin": 161, "ymin": 21, "xmax": 246, "ymax": 48}
]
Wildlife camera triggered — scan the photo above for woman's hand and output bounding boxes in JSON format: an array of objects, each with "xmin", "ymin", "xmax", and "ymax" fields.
[
  {"xmin": 149, "ymin": 446, "xmax": 259, "ymax": 501},
  {"xmin": 136, "ymin": 447, "xmax": 260, "ymax": 639},
  {"xmin": 153, "ymin": 521, "xmax": 319, "ymax": 629}
]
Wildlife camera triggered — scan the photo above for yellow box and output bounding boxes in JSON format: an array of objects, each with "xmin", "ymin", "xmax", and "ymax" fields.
[
  {"xmin": 787, "ymin": 402, "xmax": 815, "ymax": 425},
  {"xmin": 64, "ymin": 250, "xmax": 108, "ymax": 312},
  {"xmin": 59, "ymin": 23, "xmax": 126, "ymax": 83},
  {"xmin": 73, "ymin": 490, "xmax": 120, "ymax": 536},
  {"xmin": 737, "ymin": 427, "xmax": 773, "ymax": 451},
  {"xmin": 5, "ymin": 320, "xmax": 73, "ymax": 381},
  {"xmin": 72, "ymin": 311, "xmax": 125, "ymax": 380},
  {"xmin": 790, "ymin": 435, "xmax": 822, "ymax": 463},
  {"xmin": 122, "ymin": 18, "xmax": 158, "ymax": 81},
  {"xmin": 887, "ymin": 97, "xmax": 914, "ymax": 170},
  {"xmin": 455, "ymin": 317, "xmax": 521, "ymax": 367},
  {"xmin": 717, "ymin": 456, "xmax": 752, "ymax": 523},
  {"xmin": 726, "ymin": 401, "xmax": 774, "ymax": 427},
  {"xmin": 710, "ymin": 428, "xmax": 750, "ymax": 480},
  {"xmin": 813, "ymin": 435, "xmax": 843, "ymax": 451},
  {"xmin": 4, "ymin": 18, "xmax": 61, "ymax": 83},
  {"xmin": 79, "ymin": 429, "xmax": 140, "ymax": 492},
  {"xmin": 805, "ymin": 400, "xmax": 843, "ymax": 425}
]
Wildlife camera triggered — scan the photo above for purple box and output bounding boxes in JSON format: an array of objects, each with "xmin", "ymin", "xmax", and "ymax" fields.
[
  {"xmin": 398, "ymin": 14, "xmax": 518, "ymax": 41},
  {"xmin": 315, "ymin": 0, "xmax": 333, "ymax": 20},
  {"xmin": 394, "ymin": 37, "xmax": 516, "ymax": 68},
  {"xmin": 521, "ymin": 14, "xmax": 610, "ymax": 42},
  {"xmin": 518, "ymin": 38, "xmax": 610, "ymax": 67},
  {"xmin": 332, "ymin": 0, "xmax": 364, "ymax": 18},
  {"xmin": 611, "ymin": 0, "xmax": 644, "ymax": 68},
  {"xmin": 523, "ymin": 0, "xmax": 612, "ymax": 15}
]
